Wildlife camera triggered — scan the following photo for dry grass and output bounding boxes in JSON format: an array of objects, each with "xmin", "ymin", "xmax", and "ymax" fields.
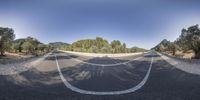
[
  {"xmin": 5, "ymin": 52, "xmax": 34, "ymax": 58},
  {"xmin": 0, "ymin": 52, "xmax": 35, "ymax": 64},
  {"xmin": 168, "ymin": 50, "xmax": 195, "ymax": 59}
]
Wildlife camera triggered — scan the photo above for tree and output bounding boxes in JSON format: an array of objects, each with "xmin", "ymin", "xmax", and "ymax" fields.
[
  {"xmin": 167, "ymin": 42, "xmax": 177, "ymax": 56},
  {"xmin": 122, "ymin": 43, "xmax": 127, "ymax": 53},
  {"xmin": 0, "ymin": 27, "xmax": 15, "ymax": 56},
  {"xmin": 67, "ymin": 37, "xmax": 146, "ymax": 53},
  {"xmin": 101, "ymin": 44, "xmax": 112, "ymax": 53},
  {"xmin": 111, "ymin": 40, "xmax": 121, "ymax": 48},
  {"xmin": 130, "ymin": 47, "xmax": 146, "ymax": 53},
  {"xmin": 22, "ymin": 41, "xmax": 34, "ymax": 54},
  {"xmin": 14, "ymin": 39, "xmax": 25, "ymax": 52},
  {"xmin": 38, "ymin": 44, "xmax": 47, "ymax": 52},
  {"xmin": 95, "ymin": 37, "xmax": 109, "ymax": 50},
  {"xmin": 22, "ymin": 37, "xmax": 40, "ymax": 54},
  {"xmin": 96, "ymin": 37, "xmax": 103, "ymax": 49},
  {"xmin": 88, "ymin": 46, "xmax": 98, "ymax": 53},
  {"xmin": 111, "ymin": 40, "xmax": 122, "ymax": 53},
  {"xmin": 11, "ymin": 39, "xmax": 25, "ymax": 52},
  {"xmin": 70, "ymin": 37, "xmax": 111, "ymax": 53},
  {"xmin": 11, "ymin": 42, "xmax": 20, "ymax": 52},
  {"xmin": 177, "ymin": 25, "xmax": 200, "ymax": 58}
]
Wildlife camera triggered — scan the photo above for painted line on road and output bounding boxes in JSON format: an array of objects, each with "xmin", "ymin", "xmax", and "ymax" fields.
[
  {"xmin": 55, "ymin": 54, "xmax": 154, "ymax": 95},
  {"xmin": 59, "ymin": 53, "xmax": 143, "ymax": 67}
]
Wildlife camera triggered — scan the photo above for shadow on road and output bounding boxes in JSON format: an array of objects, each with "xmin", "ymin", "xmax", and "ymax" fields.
[
  {"xmin": 0, "ymin": 52, "xmax": 200, "ymax": 100},
  {"xmin": 60, "ymin": 59, "xmax": 152, "ymax": 91}
]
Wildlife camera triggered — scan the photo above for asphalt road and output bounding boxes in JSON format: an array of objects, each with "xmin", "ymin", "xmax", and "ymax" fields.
[{"xmin": 0, "ymin": 51, "xmax": 200, "ymax": 100}]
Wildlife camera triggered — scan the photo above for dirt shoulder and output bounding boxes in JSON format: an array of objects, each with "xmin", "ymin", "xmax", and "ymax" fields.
[
  {"xmin": 0, "ymin": 52, "xmax": 52, "ymax": 75},
  {"xmin": 158, "ymin": 52, "xmax": 200, "ymax": 75},
  {"xmin": 0, "ymin": 52, "xmax": 47, "ymax": 65}
]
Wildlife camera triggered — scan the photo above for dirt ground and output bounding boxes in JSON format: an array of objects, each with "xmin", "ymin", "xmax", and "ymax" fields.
[
  {"xmin": 167, "ymin": 50, "xmax": 195, "ymax": 59},
  {"xmin": 0, "ymin": 52, "xmax": 40, "ymax": 64}
]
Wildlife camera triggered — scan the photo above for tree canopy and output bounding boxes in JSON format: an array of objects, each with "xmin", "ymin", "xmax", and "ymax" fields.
[
  {"xmin": 0, "ymin": 27, "xmax": 146, "ymax": 56},
  {"xmin": 64, "ymin": 37, "xmax": 146, "ymax": 53},
  {"xmin": 177, "ymin": 25, "xmax": 200, "ymax": 58},
  {"xmin": 0, "ymin": 27, "xmax": 55, "ymax": 56},
  {"xmin": 153, "ymin": 24, "xmax": 200, "ymax": 58},
  {"xmin": 0, "ymin": 27, "xmax": 15, "ymax": 55}
]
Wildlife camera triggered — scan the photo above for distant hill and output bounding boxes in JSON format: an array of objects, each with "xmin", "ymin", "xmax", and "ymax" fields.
[
  {"xmin": 130, "ymin": 46, "xmax": 147, "ymax": 52},
  {"xmin": 49, "ymin": 42, "xmax": 69, "ymax": 47},
  {"xmin": 151, "ymin": 39, "xmax": 171, "ymax": 51}
]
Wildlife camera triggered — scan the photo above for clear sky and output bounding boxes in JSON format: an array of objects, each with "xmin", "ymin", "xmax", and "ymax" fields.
[{"xmin": 0, "ymin": 0, "xmax": 200, "ymax": 49}]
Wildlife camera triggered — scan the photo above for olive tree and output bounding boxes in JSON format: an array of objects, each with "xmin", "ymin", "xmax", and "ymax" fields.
[
  {"xmin": 11, "ymin": 42, "xmax": 20, "ymax": 52},
  {"xmin": 22, "ymin": 37, "xmax": 40, "ymax": 54},
  {"xmin": 111, "ymin": 40, "xmax": 122, "ymax": 53},
  {"xmin": 167, "ymin": 42, "xmax": 178, "ymax": 56},
  {"xmin": 0, "ymin": 27, "xmax": 15, "ymax": 56},
  {"xmin": 38, "ymin": 44, "xmax": 47, "ymax": 52},
  {"xmin": 12, "ymin": 39, "xmax": 25, "ymax": 52},
  {"xmin": 177, "ymin": 25, "xmax": 200, "ymax": 58}
]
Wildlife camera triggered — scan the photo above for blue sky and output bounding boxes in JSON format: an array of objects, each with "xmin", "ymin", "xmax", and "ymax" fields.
[{"xmin": 0, "ymin": 0, "xmax": 200, "ymax": 49}]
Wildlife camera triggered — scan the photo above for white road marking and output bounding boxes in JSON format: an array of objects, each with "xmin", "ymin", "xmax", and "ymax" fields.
[
  {"xmin": 55, "ymin": 54, "xmax": 154, "ymax": 95},
  {"xmin": 60, "ymin": 53, "xmax": 143, "ymax": 67}
]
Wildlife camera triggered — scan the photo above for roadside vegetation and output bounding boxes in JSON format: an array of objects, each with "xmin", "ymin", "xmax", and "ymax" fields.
[
  {"xmin": 0, "ymin": 27, "xmax": 54, "ymax": 64},
  {"xmin": 11, "ymin": 37, "xmax": 54, "ymax": 56},
  {"xmin": 58, "ymin": 37, "xmax": 147, "ymax": 53},
  {"xmin": 0, "ymin": 26, "xmax": 146, "ymax": 63},
  {"xmin": 152, "ymin": 24, "xmax": 200, "ymax": 59}
]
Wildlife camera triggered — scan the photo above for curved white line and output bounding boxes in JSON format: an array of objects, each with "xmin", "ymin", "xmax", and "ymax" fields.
[
  {"xmin": 55, "ymin": 54, "xmax": 154, "ymax": 95},
  {"xmin": 63, "ymin": 53, "xmax": 143, "ymax": 67}
]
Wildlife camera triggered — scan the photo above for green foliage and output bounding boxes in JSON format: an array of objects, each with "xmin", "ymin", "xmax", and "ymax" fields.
[
  {"xmin": 37, "ymin": 44, "xmax": 47, "ymax": 52},
  {"xmin": 64, "ymin": 37, "xmax": 146, "ymax": 53},
  {"xmin": 101, "ymin": 44, "xmax": 112, "ymax": 53},
  {"xmin": 152, "ymin": 39, "xmax": 180, "ymax": 56},
  {"xmin": 70, "ymin": 37, "xmax": 110, "ymax": 53},
  {"xmin": 0, "ymin": 27, "xmax": 146, "ymax": 55},
  {"xmin": 11, "ymin": 42, "xmax": 20, "ymax": 52},
  {"xmin": 130, "ymin": 47, "xmax": 146, "ymax": 53},
  {"xmin": 111, "ymin": 40, "xmax": 124, "ymax": 53},
  {"xmin": 49, "ymin": 42, "xmax": 69, "ymax": 50},
  {"xmin": 111, "ymin": 40, "xmax": 121, "ymax": 48},
  {"xmin": 153, "ymin": 24, "xmax": 200, "ymax": 58},
  {"xmin": 13, "ymin": 39, "xmax": 25, "ymax": 52},
  {"xmin": 21, "ymin": 37, "xmax": 40, "ymax": 54},
  {"xmin": 0, "ymin": 27, "xmax": 15, "ymax": 55},
  {"xmin": 177, "ymin": 25, "xmax": 200, "ymax": 58},
  {"xmin": 88, "ymin": 46, "xmax": 98, "ymax": 53}
]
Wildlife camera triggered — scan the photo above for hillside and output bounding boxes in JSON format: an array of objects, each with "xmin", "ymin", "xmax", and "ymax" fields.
[{"xmin": 48, "ymin": 42, "xmax": 69, "ymax": 48}]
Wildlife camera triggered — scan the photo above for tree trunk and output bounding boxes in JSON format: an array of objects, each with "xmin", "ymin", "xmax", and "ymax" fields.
[
  {"xmin": 0, "ymin": 51, "xmax": 4, "ymax": 56},
  {"xmin": 172, "ymin": 48, "xmax": 176, "ymax": 56},
  {"xmin": 194, "ymin": 51, "xmax": 200, "ymax": 59},
  {"xmin": 19, "ymin": 47, "xmax": 22, "ymax": 52}
]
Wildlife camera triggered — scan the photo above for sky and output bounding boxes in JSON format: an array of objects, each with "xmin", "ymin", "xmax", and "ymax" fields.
[{"xmin": 0, "ymin": 0, "xmax": 200, "ymax": 49}]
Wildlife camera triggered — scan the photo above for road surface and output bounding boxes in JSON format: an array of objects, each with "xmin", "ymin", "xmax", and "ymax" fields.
[{"xmin": 0, "ymin": 51, "xmax": 200, "ymax": 100}]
